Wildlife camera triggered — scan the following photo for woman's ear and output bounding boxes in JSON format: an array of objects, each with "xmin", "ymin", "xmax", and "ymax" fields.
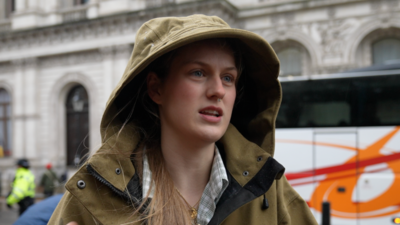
[{"xmin": 147, "ymin": 72, "xmax": 162, "ymax": 105}]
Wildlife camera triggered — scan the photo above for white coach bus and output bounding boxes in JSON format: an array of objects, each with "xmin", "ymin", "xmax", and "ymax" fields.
[{"xmin": 274, "ymin": 63, "xmax": 400, "ymax": 225}]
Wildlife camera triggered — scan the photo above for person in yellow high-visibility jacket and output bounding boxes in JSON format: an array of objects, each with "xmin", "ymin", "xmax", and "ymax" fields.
[
  {"xmin": 6, "ymin": 159, "xmax": 36, "ymax": 215},
  {"xmin": 0, "ymin": 145, "xmax": 4, "ymax": 158}
]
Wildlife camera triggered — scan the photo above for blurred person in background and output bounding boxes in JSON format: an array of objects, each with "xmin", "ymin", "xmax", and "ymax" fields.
[
  {"xmin": 0, "ymin": 144, "xmax": 4, "ymax": 158},
  {"xmin": 40, "ymin": 163, "xmax": 60, "ymax": 198},
  {"xmin": 6, "ymin": 159, "xmax": 36, "ymax": 216},
  {"xmin": 13, "ymin": 194, "xmax": 63, "ymax": 225}
]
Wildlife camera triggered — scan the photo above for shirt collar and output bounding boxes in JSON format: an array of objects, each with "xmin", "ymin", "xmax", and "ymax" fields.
[{"xmin": 142, "ymin": 145, "xmax": 228, "ymax": 200}]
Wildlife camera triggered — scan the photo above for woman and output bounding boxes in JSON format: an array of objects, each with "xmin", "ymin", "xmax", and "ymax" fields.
[{"xmin": 50, "ymin": 15, "xmax": 317, "ymax": 225}]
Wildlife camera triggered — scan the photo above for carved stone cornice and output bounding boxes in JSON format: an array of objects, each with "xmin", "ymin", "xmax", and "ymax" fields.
[
  {"xmin": 271, "ymin": 12, "xmax": 295, "ymax": 25},
  {"xmin": 0, "ymin": 0, "xmax": 237, "ymax": 61},
  {"xmin": 317, "ymin": 19, "xmax": 357, "ymax": 57},
  {"xmin": 0, "ymin": 57, "xmax": 38, "ymax": 72},
  {"xmin": 39, "ymin": 50, "xmax": 101, "ymax": 68},
  {"xmin": 99, "ymin": 44, "xmax": 132, "ymax": 60}
]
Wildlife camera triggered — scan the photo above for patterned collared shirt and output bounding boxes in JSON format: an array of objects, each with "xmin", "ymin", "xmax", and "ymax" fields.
[{"xmin": 142, "ymin": 145, "xmax": 229, "ymax": 225}]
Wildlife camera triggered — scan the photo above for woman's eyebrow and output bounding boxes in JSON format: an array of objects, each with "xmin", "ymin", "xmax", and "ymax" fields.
[{"xmin": 181, "ymin": 60, "xmax": 237, "ymax": 71}]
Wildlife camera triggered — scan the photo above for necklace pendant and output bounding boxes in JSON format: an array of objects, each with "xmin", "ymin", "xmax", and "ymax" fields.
[{"xmin": 190, "ymin": 208, "xmax": 198, "ymax": 219}]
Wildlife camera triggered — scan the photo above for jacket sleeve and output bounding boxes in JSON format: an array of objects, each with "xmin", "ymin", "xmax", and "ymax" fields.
[
  {"xmin": 6, "ymin": 176, "xmax": 23, "ymax": 205},
  {"xmin": 277, "ymin": 176, "xmax": 318, "ymax": 225},
  {"xmin": 48, "ymin": 190, "xmax": 100, "ymax": 225},
  {"xmin": 6, "ymin": 172, "xmax": 33, "ymax": 205}
]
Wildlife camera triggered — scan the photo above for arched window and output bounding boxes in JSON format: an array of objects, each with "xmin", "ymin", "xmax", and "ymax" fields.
[
  {"xmin": 0, "ymin": 89, "xmax": 11, "ymax": 156},
  {"xmin": 372, "ymin": 38, "xmax": 400, "ymax": 65},
  {"xmin": 277, "ymin": 48, "xmax": 302, "ymax": 76},
  {"xmin": 66, "ymin": 85, "xmax": 89, "ymax": 166}
]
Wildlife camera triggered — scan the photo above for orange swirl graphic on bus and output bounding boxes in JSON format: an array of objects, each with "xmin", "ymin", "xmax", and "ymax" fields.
[{"xmin": 282, "ymin": 126, "xmax": 400, "ymax": 219}]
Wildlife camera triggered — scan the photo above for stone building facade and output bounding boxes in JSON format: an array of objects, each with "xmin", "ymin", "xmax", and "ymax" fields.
[{"xmin": 0, "ymin": 0, "xmax": 399, "ymax": 195}]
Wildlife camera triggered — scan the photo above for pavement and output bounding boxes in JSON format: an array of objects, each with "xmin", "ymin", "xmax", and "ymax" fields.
[
  {"xmin": 0, "ymin": 196, "xmax": 49, "ymax": 225},
  {"xmin": 0, "ymin": 185, "xmax": 66, "ymax": 224},
  {"xmin": 0, "ymin": 197, "xmax": 18, "ymax": 225}
]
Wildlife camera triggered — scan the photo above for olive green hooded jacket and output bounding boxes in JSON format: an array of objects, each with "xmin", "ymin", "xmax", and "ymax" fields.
[{"xmin": 49, "ymin": 15, "xmax": 318, "ymax": 225}]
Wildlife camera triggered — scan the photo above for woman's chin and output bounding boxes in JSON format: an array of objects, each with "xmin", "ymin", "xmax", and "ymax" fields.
[{"xmin": 194, "ymin": 127, "xmax": 226, "ymax": 143}]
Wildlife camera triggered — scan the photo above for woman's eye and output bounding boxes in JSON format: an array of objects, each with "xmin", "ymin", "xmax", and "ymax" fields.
[
  {"xmin": 192, "ymin": 71, "xmax": 203, "ymax": 77},
  {"xmin": 222, "ymin": 76, "xmax": 233, "ymax": 83}
]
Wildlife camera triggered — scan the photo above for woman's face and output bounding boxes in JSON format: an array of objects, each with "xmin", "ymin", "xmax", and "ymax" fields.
[{"xmin": 148, "ymin": 40, "xmax": 238, "ymax": 143}]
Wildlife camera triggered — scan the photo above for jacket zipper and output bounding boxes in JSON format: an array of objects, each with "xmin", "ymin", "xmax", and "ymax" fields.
[{"xmin": 86, "ymin": 164, "xmax": 135, "ymax": 205}]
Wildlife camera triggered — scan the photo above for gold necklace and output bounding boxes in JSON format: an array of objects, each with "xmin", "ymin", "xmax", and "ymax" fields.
[{"xmin": 175, "ymin": 188, "xmax": 201, "ymax": 221}]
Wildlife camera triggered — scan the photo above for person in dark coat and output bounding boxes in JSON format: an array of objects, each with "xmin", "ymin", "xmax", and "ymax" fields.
[
  {"xmin": 39, "ymin": 163, "xmax": 60, "ymax": 198},
  {"xmin": 13, "ymin": 194, "xmax": 63, "ymax": 225}
]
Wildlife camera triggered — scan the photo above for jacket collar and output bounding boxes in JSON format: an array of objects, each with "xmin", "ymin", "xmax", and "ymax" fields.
[{"xmin": 66, "ymin": 124, "xmax": 285, "ymax": 224}]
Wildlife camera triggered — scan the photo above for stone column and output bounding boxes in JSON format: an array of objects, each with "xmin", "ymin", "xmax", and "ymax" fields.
[
  {"xmin": 23, "ymin": 57, "xmax": 38, "ymax": 159},
  {"xmin": 100, "ymin": 46, "xmax": 115, "ymax": 107},
  {"xmin": 12, "ymin": 0, "xmax": 45, "ymax": 29},
  {"xmin": 14, "ymin": 0, "xmax": 27, "ymax": 12},
  {"xmin": 11, "ymin": 59, "xmax": 24, "ymax": 158},
  {"xmin": 87, "ymin": 0, "xmax": 99, "ymax": 19},
  {"xmin": 11, "ymin": 58, "xmax": 39, "ymax": 160},
  {"xmin": 46, "ymin": 0, "xmax": 62, "ymax": 26},
  {"xmin": 131, "ymin": 0, "xmax": 146, "ymax": 11}
]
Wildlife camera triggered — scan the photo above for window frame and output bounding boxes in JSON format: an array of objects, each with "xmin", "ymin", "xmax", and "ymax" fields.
[{"xmin": 65, "ymin": 85, "xmax": 90, "ymax": 166}]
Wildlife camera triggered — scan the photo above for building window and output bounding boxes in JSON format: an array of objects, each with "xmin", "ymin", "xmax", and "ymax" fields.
[
  {"xmin": 277, "ymin": 48, "xmax": 302, "ymax": 76},
  {"xmin": 146, "ymin": 0, "xmax": 176, "ymax": 8},
  {"xmin": 60, "ymin": 0, "xmax": 88, "ymax": 8},
  {"xmin": 74, "ymin": 0, "xmax": 89, "ymax": 5},
  {"xmin": 0, "ymin": 89, "xmax": 11, "ymax": 157},
  {"xmin": 372, "ymin": 38, "xmax": 400, "ymax": 65},
  {"xmin": 66, "ymin": 85, "xmax": 89, "ymax": 166},
  {"xmin": 4, "ymin": 0, "xmax": 15, "ymax": 18}
]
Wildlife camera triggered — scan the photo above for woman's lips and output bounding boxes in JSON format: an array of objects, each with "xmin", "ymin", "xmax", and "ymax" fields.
[
  {"xmin": 199, "ymin": 113, "xmax": 222, "ymax": 123},
  {"xmin": 199, "ymin": 106, "xmax": 223, "ymax": 123}
]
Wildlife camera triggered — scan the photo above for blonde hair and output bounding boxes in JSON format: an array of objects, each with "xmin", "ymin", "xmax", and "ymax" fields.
[{"xmin": 134, "ymin": 147, "xmax": 193, "ymax": 224}]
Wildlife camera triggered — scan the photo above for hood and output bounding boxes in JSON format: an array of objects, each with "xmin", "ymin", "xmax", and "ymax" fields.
[
  {"xmin": 100, "ymin": 14, "xmax": 281, "ymax": 157},
  {"xmin": 64, "ymin": 15, "xmax": 284, "ymax": 224}
]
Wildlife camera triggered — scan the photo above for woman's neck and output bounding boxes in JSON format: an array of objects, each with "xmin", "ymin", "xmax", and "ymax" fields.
[{"xmin": 160, "ymin": 132, "xmax": 215, "ymax": 206}]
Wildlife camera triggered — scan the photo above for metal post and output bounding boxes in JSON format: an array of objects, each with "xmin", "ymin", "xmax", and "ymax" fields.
[{"xmin": 322, "ymin": 201, "xmax": 331, "ymax": 225}]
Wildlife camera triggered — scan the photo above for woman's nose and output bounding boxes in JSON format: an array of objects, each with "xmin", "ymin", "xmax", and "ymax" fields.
[{"xmin": 206, "ymin": 75, "xmax": 225, "ymax": 100}]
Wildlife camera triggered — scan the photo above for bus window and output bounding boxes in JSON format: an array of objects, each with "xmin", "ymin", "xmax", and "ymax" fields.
[
  {"xmin": 298, "ymin": 102, "xmax": 350, "ymax": 127},
  {"xmin": 277, "ymin": 79, "xmax": 352, "ymax": 128},
  {"xmin": 277, "ymin": 74, "xmax": 400, "ymax": 128},
  {"xmin": 376, "ymin": 100, "xmax": 400, "ymax": 124},
  {"xmin": 356, "ymin": 75, "xmax": 400, "ymax": 126}
]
